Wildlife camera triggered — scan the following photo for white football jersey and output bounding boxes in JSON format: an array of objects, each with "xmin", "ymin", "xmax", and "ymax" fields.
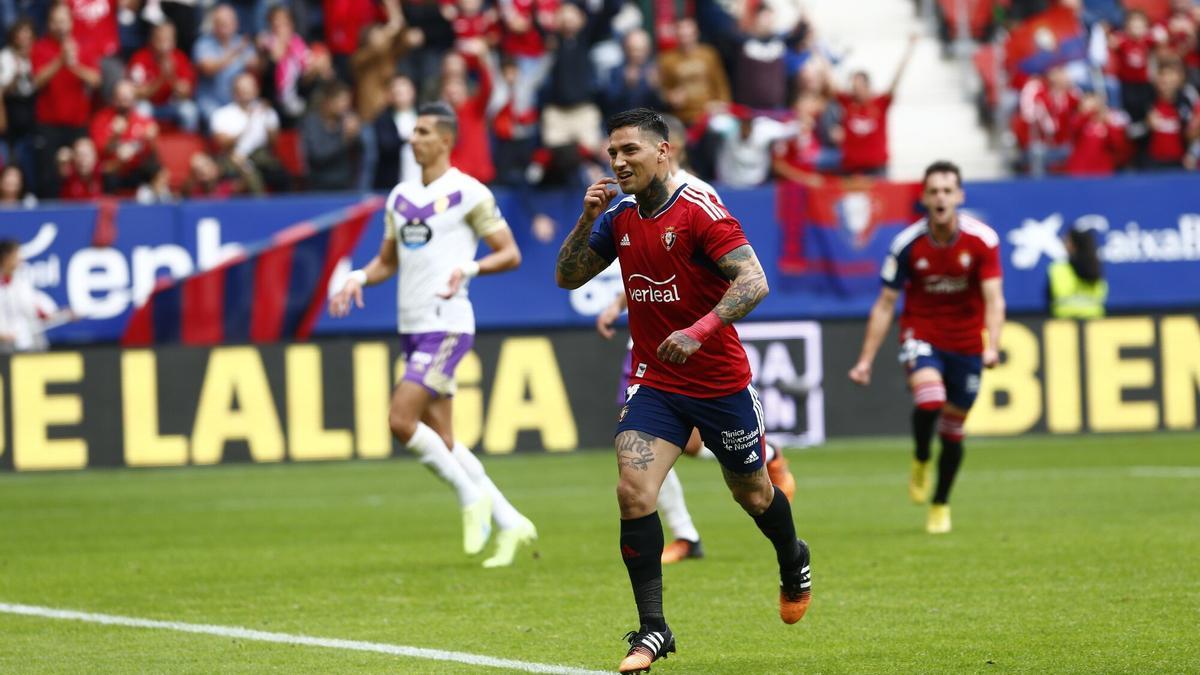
[
  {"xmin": 674, "ymin": 169, "xmax": 724, "ymax": 205},
  {"xmin": 383, "ymin": 167, "xmax": 509, "ymax": 334}
]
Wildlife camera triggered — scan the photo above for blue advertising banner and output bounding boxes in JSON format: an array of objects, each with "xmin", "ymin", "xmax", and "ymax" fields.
[{"xmin": 2, "ymin": 174, "xmax": 1198, "ymax": 345}]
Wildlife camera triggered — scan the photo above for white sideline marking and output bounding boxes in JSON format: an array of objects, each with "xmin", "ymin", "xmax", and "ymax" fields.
[
  {"xmin": 0, "ymin": 603, "xmax": 609, "ymax": 675},
  {"xmin": 1130, "ymin": 466, "xmax": 1200, "ymax": 479}
]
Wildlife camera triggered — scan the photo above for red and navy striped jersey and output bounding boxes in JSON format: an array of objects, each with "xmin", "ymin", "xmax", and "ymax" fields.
[
  {"xmin": 589, "ymin": 183, "xmax": 753, "ymax": 398},
  {"xmin": 881, "ymin": 215, "xmax": 1002, "ymax": 355}
]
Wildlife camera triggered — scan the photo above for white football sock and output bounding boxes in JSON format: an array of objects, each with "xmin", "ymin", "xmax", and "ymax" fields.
[
  {"xmin": 658, "ymin": 468, "xmax": 700, "ymax": 543},
  {"xmin": 406, "ymin": 422, "xmax": 480, "ymax": 506},
  {"xmin": 452, "ymin": 442, "xmax": 523, "ymax": 530},
  {"xmin": 695, "ymin": 444, "xmax": 717, "ymax": 461}
]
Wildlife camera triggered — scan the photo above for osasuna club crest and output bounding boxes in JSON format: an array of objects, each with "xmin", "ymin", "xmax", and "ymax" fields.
[{"xmin": 661, "ymin": 226, "xmax": 677, "ymax": 251}]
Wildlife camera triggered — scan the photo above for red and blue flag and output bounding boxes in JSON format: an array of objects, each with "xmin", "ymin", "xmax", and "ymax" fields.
[
  {"xmin": 777, "ymin": 179, "xmax": 922, "ymax": 297},
  {"xmin": 1004, "ymin": 5, "xmax": 1087, "ymax": 76},
  {"xmin": 123, "ymin": 198, "xmax": 383, "ymax": 346}
]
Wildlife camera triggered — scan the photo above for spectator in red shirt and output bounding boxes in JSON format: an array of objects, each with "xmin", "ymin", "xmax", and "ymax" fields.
[
  {"xmin": 1163, "ymin": 4, "xmax": 1200, "ymax": 88},
  {"xmin": 441, "ymin": 40, "xmax": 494, "ymax": 183},
  {"xmin": 1110, "ymin": 10, "xmax": 1160, "ymax": 124},
  {"xmin": 445, "ymin": 0, "xmax": 501, "ymax": 50},
  {"xmin": 128, "ymin": 22, "xmax": 200, "ymax": 132},
  {"xmin": 324, "ymin": 0, "xmax": 394, "ymax": 79},
  {"xmin": 31, "ymin": 3, "xmax": 101, "ymax": 198},
  {"xmin": 834, "ymin": 34, "xmax": 916, "ymax": 176},
  {"xmin": 499, "ymin": 0, "xmax": 558, "ymax": 61},
  {"xmin": 1013, "ymin": 65, "xmax": 1081, "ymax": 173},
  {"xmin": 90, "ymin": 78, "xmax": 169, "ymax": 197},
  {"xmin": 1143, "ymin": 58, "xmax": 1197, "ymax": 169},
  {"xmin": 57, "ymin": 137, "xmax": 102, "ymax": 201},
  {"xmin": 492, "ymin": 57, "xmax": 540, "ymax": 186},
  {"xmin": 1063, "ymin": 93, "xmax": 1130, "ymax": 176},
  {"xmin": 181, "ymin": 151, "xmax": 245, "ymax": 198},
  {"xmin": 67, "ymin": 0, "xmax": 118, "ymax": 63},
  {"xmin": 498, "ymin": 0, "xmax": 558, "ymax": 116},
  {"xmin": 772, "ymin": 92, "xmax": 834, "ymax": 187}
]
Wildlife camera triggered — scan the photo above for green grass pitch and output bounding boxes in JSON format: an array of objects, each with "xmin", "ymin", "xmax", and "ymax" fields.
[{"xmin": 2, "ymin": 433, "xmax": 1198, "ymax": 673}]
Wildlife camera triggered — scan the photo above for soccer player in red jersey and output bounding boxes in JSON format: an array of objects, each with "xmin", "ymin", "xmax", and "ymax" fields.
[
  {"xmin": 848, "ymin": 161, "xmax": 1006, "ymax": 534},
  {"xmin": 556, "ymin": 108, "xmax": 811, "ymax": 673}
]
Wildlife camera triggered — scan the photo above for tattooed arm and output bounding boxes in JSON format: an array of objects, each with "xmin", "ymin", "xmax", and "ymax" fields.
[
  {"xmin": 713, "ymin": 245, "xmax": 770, "ymax": 322},
  {"xmin": 555, "ymin": 178, "xmax": 618, "ymax": 289},
  {"xmin": 656, "ymin": 244, "xmax": 770, "ymax": 364}
]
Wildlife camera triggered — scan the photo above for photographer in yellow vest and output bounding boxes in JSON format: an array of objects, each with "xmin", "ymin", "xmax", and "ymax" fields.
[{"xmin": 1048, "ymin": 228, "xmax": 1107, "ymax": 319}]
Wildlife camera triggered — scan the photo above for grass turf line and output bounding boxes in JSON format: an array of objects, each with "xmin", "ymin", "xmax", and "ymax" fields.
[{"xmin": 1, "ymin": 433, "xmax": 1197, "ymax": 673}]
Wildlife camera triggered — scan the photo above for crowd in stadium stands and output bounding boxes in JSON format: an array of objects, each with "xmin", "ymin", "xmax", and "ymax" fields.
[
  {"xmin": 965, "ymin": 0, "xmax": 1200, "ymax": 175},
  {"xmin": 0, "ymin": 0, "xmax": 1197, "ymax": 207}
]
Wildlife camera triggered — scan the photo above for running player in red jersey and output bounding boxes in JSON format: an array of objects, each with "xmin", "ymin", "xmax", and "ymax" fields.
[
  {"xmin": 848, "ymin": 161, "xmax": 1006, "ymax": 534},
  {"xmin": 556, "ymin": 108, "xmax": 811, "ymax": 674}
]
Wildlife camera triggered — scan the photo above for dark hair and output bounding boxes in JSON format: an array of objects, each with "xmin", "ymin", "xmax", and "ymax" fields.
[
  {"xmin": 418, "ymin": 102, "xmax": 458, "ymax": 137},
  {"xmin": 316, "ymin": 80, "xmax": 350, "ymax": 104},
  {"xmin": 7, "ymin": 17, "xmax": 33, "ymax": 44},
  {"xmin": 1158, "ymin": 57, "xmax": 1185, "ymax": 76},
  {"xmin": 267, "ymin": 5, "xmax": 293, "ymax": 24},
  {"xmin": 1067, "ymin": 228, "xmax": 1103, "ymax": 283},
  {"xmin": 605, "ymin": 108, "xmax": 669, "ymax": 142},
  {"xmin": 0, "ymin": 239, "xmax": 18, "ymax": 260},
  {"xmin": 923, "ymin": 160, "xmax": 962, "ymax": 188}
]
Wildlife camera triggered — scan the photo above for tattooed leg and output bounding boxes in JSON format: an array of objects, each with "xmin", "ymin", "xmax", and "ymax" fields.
[
  {"xmin": 721, "ymin": 465, "xmax": 776, "ymax": 516},
  {"xmin": 615, "ymin": 431, "xmax": 681, "ymax": 519}
]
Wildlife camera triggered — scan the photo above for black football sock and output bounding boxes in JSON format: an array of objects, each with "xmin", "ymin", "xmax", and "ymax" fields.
[
  {"xmin": 912, "ymin": 407, "xmax": 940, "ymax": 463},
  {"xmin": 752, "ymin": 486, "xmax": 802, "ymax": 571},
  {"xmin": 620, "ymin": 512, "xmax": 667, "ymax": 632},
  {"xmin": 932, "ymin": 437, "xmax": 964, "ymax": 505}
]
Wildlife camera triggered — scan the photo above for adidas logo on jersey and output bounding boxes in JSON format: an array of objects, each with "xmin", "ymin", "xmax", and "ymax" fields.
[
  {"xmin": 620, "ymin": 233, "xmax": 631, "ymax": 246},
  {"xmin": 744, "ymin": 450, "xmax": 760, "ymax": 464}
]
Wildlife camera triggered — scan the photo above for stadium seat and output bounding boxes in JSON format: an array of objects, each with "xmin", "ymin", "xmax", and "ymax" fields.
[
  {"xmin": 273, "ymin": 129, "xmax": 305, "ymax": 179},
  {"xmin": 1122, "ymin": 0, "xmax": 1170, "ymax": 23},
  {"xmin": 936, "ymin": 0, "xmax": 994, "ymax": 41},
  {"xmin": 157, "ymin": 131, "xmax": 208, "ymax": 191},
  {"xmin": 974, "ymin": 43, "xmax": 999, "ymax": 109}
]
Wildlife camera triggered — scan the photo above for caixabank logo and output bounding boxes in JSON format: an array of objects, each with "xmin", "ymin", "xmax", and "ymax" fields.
[{"xmin": 1007, "ymin": 212, "xmax": 1200, "ymax": 270}]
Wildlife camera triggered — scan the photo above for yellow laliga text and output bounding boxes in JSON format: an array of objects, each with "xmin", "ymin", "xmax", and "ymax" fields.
[
  {"xmin": 967, "ymin": 322, "xmax": 1042, "ymax": 435},
  {"xmin": 286, "ymin": 345, "xmax": 353, "ymax": 461},
  {"xmin": 1161, "ymin": 316, "xmax": 1200, "ymax": 430},
  {"xmin": 1086, "ymin": 318, "xmax": 1158, "ymax": 432},
  {"xmin": 483, "ymin": 337, "xmax": 577, "ymax": 453},
  {"xmin": 122, "ymin": 351, "xmax": 188, "ymax": 466},
  {"xmin": 1043, "ymin": 320, "xmax": 1082, "ymax": 433},
  {"xmin": 12, "ymin": 353, "xmax": 87, "ymax": 471},
  {"xmin": 353, "ymin": 343, "xmax": 392, "ymax": 458},
  {"xmin": 191, "ymin": 347, "xmax": 285, "ymax": 464}
]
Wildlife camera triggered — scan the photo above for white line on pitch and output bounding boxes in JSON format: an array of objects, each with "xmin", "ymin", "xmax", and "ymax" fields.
[
  {"xmin": 0, "ymin": 603, "xmax": 609, "ymax": 675},
  {"xmin": 1129, "ymin": 466, "xmax": 1200, "ymax": 478}
]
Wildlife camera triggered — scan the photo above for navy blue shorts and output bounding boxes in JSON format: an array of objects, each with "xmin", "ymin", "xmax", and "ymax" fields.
[
  {"xmin": 902, "ymin": 340, "xmax": 983, "ymax": 410},
  {"xmin": 616, "ymin": 384, "xmax": 766, "ymax": 474}
]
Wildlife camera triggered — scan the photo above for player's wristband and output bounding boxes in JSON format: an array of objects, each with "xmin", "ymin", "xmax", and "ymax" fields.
[
  {"xmin": 348, "ymin": 269, "xmax": 368, "ymax": 286},
  {"xmin": 461, "ymin": 261, "xmax": 481, "ymax": 278},
  {"xmin": 681, "ymin": 311, "xmax": 724, "ymax": 344}
]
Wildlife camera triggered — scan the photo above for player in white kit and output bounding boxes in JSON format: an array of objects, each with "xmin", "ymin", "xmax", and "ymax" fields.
[{"xmin": 330, "ymin": 103, "xmax": 537, "ymax": 567}]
